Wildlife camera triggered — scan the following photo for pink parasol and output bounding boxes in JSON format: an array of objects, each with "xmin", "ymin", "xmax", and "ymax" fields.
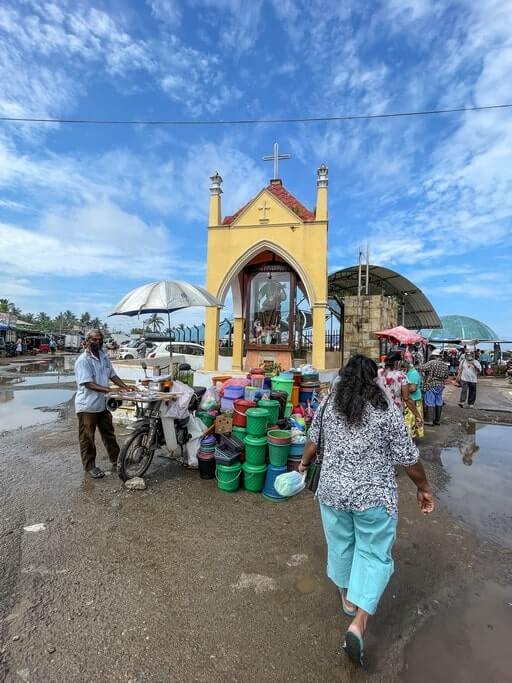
[{"xmin": 375, "ymin": 325, "xmax": 425, "ymax": 345}]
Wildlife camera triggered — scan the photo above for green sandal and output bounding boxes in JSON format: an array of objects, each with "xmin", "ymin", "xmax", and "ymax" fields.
[{"xmin": 343, "ymin": 628, "xmax": 364, "ymax": 667}]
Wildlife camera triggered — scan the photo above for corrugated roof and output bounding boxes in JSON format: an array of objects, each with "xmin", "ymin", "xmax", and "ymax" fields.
[
  {"xmin": 223, "ymin": 182, "xmax": 315, "ymax": 225},
  {"xmin": 328, "ymin": 264, "xmax": 442, "ymax": 330}
]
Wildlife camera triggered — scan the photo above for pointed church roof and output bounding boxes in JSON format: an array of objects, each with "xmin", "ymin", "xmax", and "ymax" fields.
[{"xmin": 222, "ymin": 181, "xmax": 315, "ymax": 225}]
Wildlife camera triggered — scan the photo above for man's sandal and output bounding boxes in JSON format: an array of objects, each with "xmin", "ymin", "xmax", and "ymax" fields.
[{"xmin": 87, "ymin": 467, "xmax": 105, "ymax": 479}]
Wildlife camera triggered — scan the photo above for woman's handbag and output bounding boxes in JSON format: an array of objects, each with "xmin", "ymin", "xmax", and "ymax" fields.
[{"xmin": 307, "ymin": 398, "xmax": 329, "ymax": 494}]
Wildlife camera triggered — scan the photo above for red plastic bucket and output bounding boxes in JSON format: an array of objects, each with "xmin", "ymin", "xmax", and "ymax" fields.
[{"xmin": 232, "ymin": 399, "xmax": 256, "ymax": 427}]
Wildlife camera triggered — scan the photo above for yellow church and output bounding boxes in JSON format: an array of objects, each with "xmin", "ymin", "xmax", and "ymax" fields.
[{"xmin": 203, "ymin": 146, "xmax": 329, "ymax": 373}]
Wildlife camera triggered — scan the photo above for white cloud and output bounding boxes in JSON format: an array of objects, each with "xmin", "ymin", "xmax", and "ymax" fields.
[
  {"xmin": 191, "ymin": 0, "xmax": 264, "ymax": 54},
  {"xmin": 0, "ymin": 202, "xmax": 170, "ymax": 279},
  {"xmin": 148, "ymin": 0, "xmax": 181, "ymax": 26}
]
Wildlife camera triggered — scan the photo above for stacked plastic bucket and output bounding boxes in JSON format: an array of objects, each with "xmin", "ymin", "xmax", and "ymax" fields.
[
  {"xmin": 197, "ymin": 434, "xmax": 217, "ymax": 480},
  {"xmin": 271, "ymin": 374, "xmax": 294, "ymax": 418},
  {"xmin": 242, "ymin": 407, "xmax": 269, "ymax": 493},
  {"xmin": 262, "ymin": 429, "xmax": 291, "ymax": 501}
]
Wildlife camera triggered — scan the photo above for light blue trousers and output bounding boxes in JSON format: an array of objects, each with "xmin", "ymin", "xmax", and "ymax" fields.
[{"xmin": 319, "ymin": 503, "xmax": 397, "ymax": 615}]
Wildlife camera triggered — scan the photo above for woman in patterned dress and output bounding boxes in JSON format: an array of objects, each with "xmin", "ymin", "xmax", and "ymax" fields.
[{"xmin": 299, "ymin": 355, "xmax": 434, "ymax": 666}]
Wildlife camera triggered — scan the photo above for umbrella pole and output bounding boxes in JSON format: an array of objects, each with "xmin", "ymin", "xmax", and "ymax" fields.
[{"xmin": 167, "ymin": 311, "xmax": 173, "ymax": 378}]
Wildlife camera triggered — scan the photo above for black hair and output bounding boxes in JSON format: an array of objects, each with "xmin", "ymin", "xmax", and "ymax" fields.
[
  {"xmin": 333, "ymin": 354, "xmax": 389, "ymax": 425},
  {"xmin": 384, "ymin": 350, "xmax": 402, "ymax": 368}
]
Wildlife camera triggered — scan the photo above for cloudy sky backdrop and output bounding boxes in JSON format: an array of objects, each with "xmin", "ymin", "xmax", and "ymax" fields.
[{"xmin": 1, "ymin": 0, "xmax": 511, "ymax": 335}]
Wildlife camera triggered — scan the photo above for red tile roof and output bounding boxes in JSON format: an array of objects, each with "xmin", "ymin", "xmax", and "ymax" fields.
[{"xmin": 222, "ymin": 182, "xmax": 315, "ymax": 225}]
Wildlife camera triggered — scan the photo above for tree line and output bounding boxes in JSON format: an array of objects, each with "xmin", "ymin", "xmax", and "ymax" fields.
[{"xmin": 0, "ymin": 299, "xmax": 104, "ymax": 334}]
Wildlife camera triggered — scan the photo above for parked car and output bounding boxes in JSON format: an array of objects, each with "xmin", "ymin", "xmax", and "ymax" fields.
[
  {"xmin": 147, "ymin": 342, "xmax": 205, "ymax": 369},
  {"xmin": 118, "ymin": 340, "xmax": 156, "ymax": 360}
]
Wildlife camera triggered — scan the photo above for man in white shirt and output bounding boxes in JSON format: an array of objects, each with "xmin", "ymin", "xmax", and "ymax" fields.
[
  {"xmin": 75, "ymin": 329, "xmax": 135, "ymax": 478},
  {"xmin": 457, "ymin": 350, "xmax": 481, "ymax": 408}
]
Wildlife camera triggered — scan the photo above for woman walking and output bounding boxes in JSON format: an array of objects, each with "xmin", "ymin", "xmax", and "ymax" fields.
[
  {"xmin": 377, "ymin": 351, "xmax": 423, "ymax": 435},
  {"xmin": 299, "ymin": 355, "xmax": 434, "ymax": 666}
]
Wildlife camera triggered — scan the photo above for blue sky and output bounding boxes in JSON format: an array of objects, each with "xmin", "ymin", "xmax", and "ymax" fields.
[{"xmin": 0, "ymin": 0, "xmax": 511, "ymax": 336}]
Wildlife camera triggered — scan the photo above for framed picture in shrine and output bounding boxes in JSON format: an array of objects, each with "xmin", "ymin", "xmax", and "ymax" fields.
[{"xmin": 244, "ymin": 266, "xmax": 296, "ymax": 351}]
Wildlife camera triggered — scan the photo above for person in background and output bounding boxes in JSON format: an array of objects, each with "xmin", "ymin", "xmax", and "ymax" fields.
[
  {"xmin": 49, "ymin": 336, "xmax": 57, "ymax": 354},
  {"xmin": 421, "ymin": 349, "xmax": 449, "ymax": 425},
  {"xmin": 137, "ymin": 337, "xmax": 147, "ymax": 359},
  {"xmin": 480, "ymin": 349, "xmax": 491, "ymax": 375},
  {"xmin": 74, "ymin": 329, "xmax": 135, "ymax": 479},
  {"xmin": 449, "ymin": 348, "xmax": 459, "ymax": 375},
  {"xmin": 377, "ymin": 352, "xmax": 424, "ymax": 429},
  {"xmin": 298, "ymin": 355, "xmax": 434, "ymax": 667},
  {"xmin": 413, "ymin": 343, "xmax": 424, "ymax": 367},
  {"xmin": 404, "ymin": 359, "xmax": 424, "ymax": 441},
  {"xmin": 457, "ymin": 350, "xmax": 481, "ymax": 408},
  {"xmin": 15, "ymin": 337, "xmax": 22, "ymax": 356}
]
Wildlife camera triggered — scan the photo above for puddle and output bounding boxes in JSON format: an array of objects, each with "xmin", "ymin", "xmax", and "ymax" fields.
[
  {"xmin": 0, "ymin": 375, "xmax": 74, "ymax": 386},
  {"xmin": 0, "ymin": 388, "xmax": 74, "ymax": 431},
  {"xmin": 401, "ymin": 580, "xmax": 512, "ymax": 681},
  {"xmin": 3, "ymin": 355, "xmax": 77, "ymax": 374},
  {"xmin": 433, "ymin": 423, "xmax": 512, "ymax": 547}
]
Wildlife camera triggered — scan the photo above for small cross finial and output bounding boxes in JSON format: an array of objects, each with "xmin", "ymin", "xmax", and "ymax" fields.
[{"xmin": 262, "ymin": 142, "xmax": 291, "ymax": 180}]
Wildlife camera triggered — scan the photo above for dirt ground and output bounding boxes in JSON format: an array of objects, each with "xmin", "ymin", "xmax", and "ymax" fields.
[{"xmin": 1, "ymin": 360, "xmax": 512, "ymax": 682}]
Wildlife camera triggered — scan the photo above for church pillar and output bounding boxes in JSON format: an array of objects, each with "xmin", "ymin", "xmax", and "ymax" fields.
[
  {"xmin": 312, "ymin": 303, "xmax": 326, "ymax": 370},
  {"xmin": 231, "ymin": 317, "xmax": 244, "ymax": 371},
  {"xmin": 204, "ymin": 306, "xmax": 220, "ymax": 371},
  {"xmin": 315, "ymin": 164, "xmax": 328, "ymax": 221},
  {"xmin": 208, "ymin": 172, "xmax": 223, "ymax": 226}
]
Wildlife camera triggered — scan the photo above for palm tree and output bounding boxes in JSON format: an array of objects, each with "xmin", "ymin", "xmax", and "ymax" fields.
[
  {"xmin": 36, "ymin": 312, "xmax": 52, "ymax": 332},
  {"xmin": 63, "ymin": 310, "xmax": 79, "ymax": 330},
  {"xmin": 90, "ymin": 317, "xmax": 102, "ymax": 329},
  {"xmin": 80, "ymin": 312, "xmax": 91, "ymax": 330},
  {"xmin": 0, "ymin": 299, "xmax": 20, "ymax": 315},
  {"xmin": 146, "ymin": 314, "xmax": 165, "ymax": 334}
]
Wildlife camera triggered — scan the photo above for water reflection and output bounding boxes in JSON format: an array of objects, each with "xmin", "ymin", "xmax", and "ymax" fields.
[
  {"xmin": 0, "ymin": 388, "xmax": 74, "ymax": 431},
  {"xmin": 459, "ymin": 420, "xmax": 480, "ymax": 466},
  {"xmin": 434, "ymin": 423, "xmax": 512, "ymax": 547}
]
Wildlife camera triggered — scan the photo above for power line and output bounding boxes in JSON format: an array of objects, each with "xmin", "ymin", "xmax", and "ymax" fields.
[{"xmin": 0, "ymin": 103, "xmax": 511, "ymax": 127}]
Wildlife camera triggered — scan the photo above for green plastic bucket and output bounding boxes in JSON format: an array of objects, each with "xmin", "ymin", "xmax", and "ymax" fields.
[
  {"xmin": 271, "ymin": 376, "xmax": 294, "ymax": 400},
  {"xmin": 216, "ymin": 462, "xmax": 242, "ymax": 492},
  {"xmin": 257, "ymin": 399, "xmax": 280, "ymax": 425},
  {"xmin": 244, "ymin": 435, "xmax": 267, "ymax": 465},
  {"xmin": 246, "ymin": 407, "xmax": 269, "ymax": 436},
  {"xmin": 242, "ymin": 462, "xmax": 267, "ymax": 492},
  {"xmin": 232, "ymin": 426, "xmax": 247, "ymax": 442},
  {"xmin": 268, "ymin": 441, "xmax": 290, "ymax": 466},
  {"xmin": 196, "ymin": 411, "xmax": 215, "ymax": 428}
]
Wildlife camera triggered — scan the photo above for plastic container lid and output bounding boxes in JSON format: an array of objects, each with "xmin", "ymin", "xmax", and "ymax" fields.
[
  {"xmin": 246, "ymin": 408, "xmax": 269, "ymax": 418},
  {"xmin": 242, "ymin": 461, "xmax": 267, "ymax": 473},
  {"xmin": 244, "ymin": 434, "xmax": 267, "ymax": 446},
  {"xmin": 234, "ymin": 399, "xmax": 257, "ymax": 408}
]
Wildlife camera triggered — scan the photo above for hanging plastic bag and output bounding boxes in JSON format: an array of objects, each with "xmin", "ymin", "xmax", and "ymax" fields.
[
  {"xmin": 164, "ymin": 379, "xmax": 194, "ymax": 419},
  {"xmin": 199, "ymin": 386, "xmax": 220, "ymax": 411},
  {"xmin": 274, "ymin": 471, "xmax": 306, "ymax": 497}
]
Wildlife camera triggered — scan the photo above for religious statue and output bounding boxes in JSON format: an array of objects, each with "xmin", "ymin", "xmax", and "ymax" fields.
[{"xmin": 252, "ymin": 276, "xmax": 287, "ymax": 344}]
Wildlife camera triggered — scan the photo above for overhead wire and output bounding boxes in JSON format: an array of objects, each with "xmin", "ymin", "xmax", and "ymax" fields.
[{"xmin": 0, "ymin": 103, "xmax": 511, "ymax": 127}]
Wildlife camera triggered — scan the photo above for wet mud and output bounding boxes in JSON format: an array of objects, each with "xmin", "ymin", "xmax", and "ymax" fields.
[{"xmin": 0, "ymin": 365, "xmax": 511, "ymax": 681}]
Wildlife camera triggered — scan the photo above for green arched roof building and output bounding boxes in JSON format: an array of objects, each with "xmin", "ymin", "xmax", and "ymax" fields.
[{"xmin": 420, "ymin": 315, "xmax": 498, "ymax": 341}]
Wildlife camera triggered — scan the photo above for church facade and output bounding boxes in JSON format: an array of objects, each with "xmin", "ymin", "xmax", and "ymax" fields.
[{"xmin": 203, "ymin": 162, "xmax": 329, "ymax": 372}]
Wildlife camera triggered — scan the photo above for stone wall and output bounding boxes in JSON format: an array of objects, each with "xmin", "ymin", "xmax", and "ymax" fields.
[{"xmin": 343, "ymin": 295, "xmax": 398, "ymax": 365}]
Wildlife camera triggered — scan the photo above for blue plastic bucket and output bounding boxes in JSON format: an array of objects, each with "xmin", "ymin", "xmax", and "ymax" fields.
[
  {"xmin": 289, "ymin": 442, "xmax": 305, "ymax": 458},
  {"xmin": 262, "ymin": 464, "xmax": 288, "ymax": 501}
]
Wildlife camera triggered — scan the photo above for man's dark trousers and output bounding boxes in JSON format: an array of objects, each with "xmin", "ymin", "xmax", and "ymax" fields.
[{"xmin": 78, "ymin": 410, "xmax": 120, "ymax": 471}]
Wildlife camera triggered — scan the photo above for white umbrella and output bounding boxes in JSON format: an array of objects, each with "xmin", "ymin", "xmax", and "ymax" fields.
[{"xmin": 109, "ymin": 280, "xmax": 222, "ymax": 369}]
